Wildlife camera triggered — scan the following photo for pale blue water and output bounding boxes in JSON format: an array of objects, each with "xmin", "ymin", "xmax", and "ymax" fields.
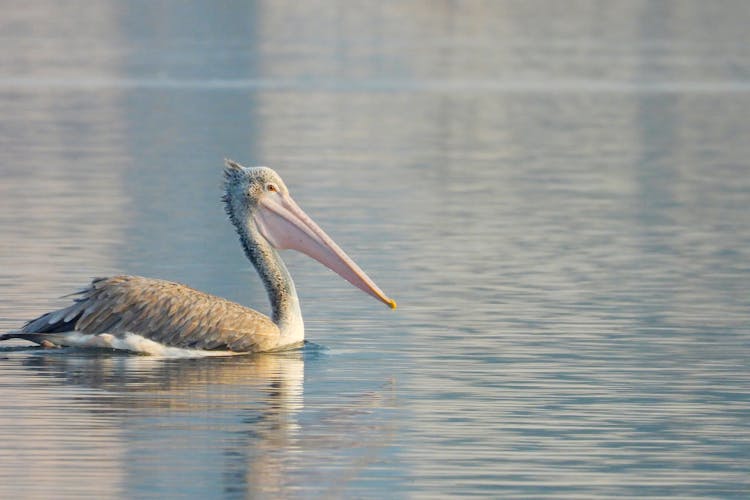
[{"xmin": 1, "ymin": 1, "xmax": 749, "ymax": 498}]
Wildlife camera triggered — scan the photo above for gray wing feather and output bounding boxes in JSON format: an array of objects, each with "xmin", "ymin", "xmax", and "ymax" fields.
[{"xmin": 15, "ymin": 275, "xmax": 279, "ymax": 352}]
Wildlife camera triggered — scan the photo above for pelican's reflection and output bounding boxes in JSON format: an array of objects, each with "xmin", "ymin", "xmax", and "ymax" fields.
[
  {"xmin": 7, "ymin": 346, "xmax": 399, "ymax": 496},
  {"xmin": 21, "ymin": 349, "xmax": 305, "ymax": 406},
  {"xmin": 16, "ymin": 348, "xmax": 307, "ymax": 496}
]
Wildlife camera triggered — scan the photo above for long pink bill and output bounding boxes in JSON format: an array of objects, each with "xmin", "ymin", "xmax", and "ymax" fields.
[{"xmin": 253, "ymin": 191, "xmax": 397, "ymax": 309}]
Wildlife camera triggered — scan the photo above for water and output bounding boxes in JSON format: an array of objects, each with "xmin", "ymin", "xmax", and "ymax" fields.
[{"xmin": 1, "ymin": 1, "xmax": 750, "ymax": 497}]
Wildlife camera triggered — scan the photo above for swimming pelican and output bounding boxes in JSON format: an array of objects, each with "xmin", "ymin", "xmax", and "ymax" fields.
[{"xmin": 0, "ymin": 160, "xmax": 396, "ymax": 354}]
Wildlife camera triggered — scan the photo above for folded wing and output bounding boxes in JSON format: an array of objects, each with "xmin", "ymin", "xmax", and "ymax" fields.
[{"xmin": 8, "ymin": 275, "xmax": 280, "ymax": 352}]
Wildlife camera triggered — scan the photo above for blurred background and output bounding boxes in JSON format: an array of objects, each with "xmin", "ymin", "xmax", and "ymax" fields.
[{"xmin": 1, "ymin": 1, "xmax": 749, "ymax": 498}]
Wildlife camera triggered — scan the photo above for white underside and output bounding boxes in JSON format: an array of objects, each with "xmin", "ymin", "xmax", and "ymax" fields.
[{"xmin": 46, "ymin": 332, "xmax": 244, "ymax": 358}]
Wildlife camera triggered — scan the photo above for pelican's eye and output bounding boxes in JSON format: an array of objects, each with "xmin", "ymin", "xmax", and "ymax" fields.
[{"xmin": 266, "ymin": 183, "xmax": 278, "ymax": 193}]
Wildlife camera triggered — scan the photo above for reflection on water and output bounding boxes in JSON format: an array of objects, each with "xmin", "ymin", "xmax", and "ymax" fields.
[
  {"xmin": 1, "ymin": 1, "xmax": 750, "ymax": 498},
  {"xmin": 0, "ymin": 346, "xmax": 399, "ymax": 498},
  {"xmin": 0, "ymin": 349, "xmax": 307, "ymax": 498}
]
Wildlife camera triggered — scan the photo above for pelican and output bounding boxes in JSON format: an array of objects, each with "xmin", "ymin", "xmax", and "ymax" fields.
[{"xmin": 0, "ymin": 160, "xmax": 396, "ymax": 355}]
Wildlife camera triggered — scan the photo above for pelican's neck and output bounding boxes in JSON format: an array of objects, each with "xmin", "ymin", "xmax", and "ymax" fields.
[{"xmin": 239, "ymin": 225, "xmax": 304, "ymax": 344}]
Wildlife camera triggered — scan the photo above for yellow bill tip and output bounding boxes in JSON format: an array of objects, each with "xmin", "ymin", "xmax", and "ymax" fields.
[{"xmin": 387, "ymin": 298, "xmax": 397, "ymax": 310}]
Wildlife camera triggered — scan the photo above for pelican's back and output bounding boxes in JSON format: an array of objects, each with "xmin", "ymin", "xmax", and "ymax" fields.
[{"xmin": 8, "ymin": 276, "xmax": 280, "ymax": 352}]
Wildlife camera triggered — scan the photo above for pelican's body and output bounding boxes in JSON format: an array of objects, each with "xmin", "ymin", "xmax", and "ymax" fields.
[{"xmin": 1, "ymin": 161, "xmax": 395, "ymax": 354}]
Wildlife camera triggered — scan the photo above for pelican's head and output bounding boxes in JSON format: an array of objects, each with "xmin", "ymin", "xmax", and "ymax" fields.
[{"xmin": 222, "ymin": 159, "xmax": 396, "ymax": 309}]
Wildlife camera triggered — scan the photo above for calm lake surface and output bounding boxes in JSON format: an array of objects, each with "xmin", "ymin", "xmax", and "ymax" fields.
[{"xmin": 1, "ymin": 1, "xmax": 749, "ymax": 498}]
